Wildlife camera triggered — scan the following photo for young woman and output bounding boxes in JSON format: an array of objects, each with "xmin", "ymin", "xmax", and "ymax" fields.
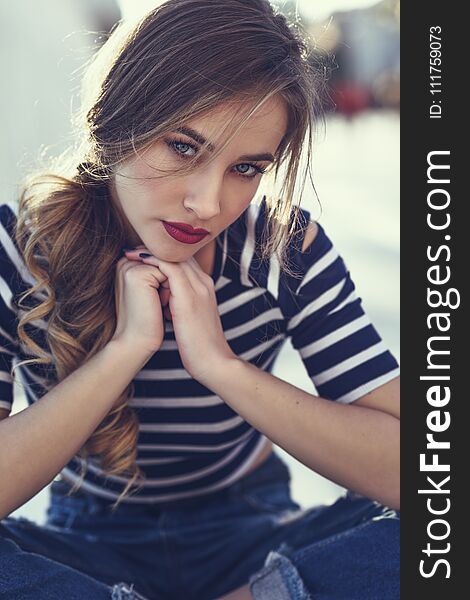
[{"xmin": 0, "ymin": 1, "xmax": 400, "ymax": 598}]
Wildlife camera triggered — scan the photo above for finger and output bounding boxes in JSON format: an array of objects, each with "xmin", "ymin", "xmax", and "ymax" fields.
[
  {"xmin": 123, "ymin": 247, "xmax": 147, "ymax": 259},
  {"xmin": 188, "ymin": 257, "xmax": 215, "ymax": 287},
  {"xmin": 123, "ymin": 249, "xmax": 152, "ymax": 264},
  {"xmin": 141, "ymin": 257, "xmax": 197, "ymax": 295},
  {"xmin": 159, "ymin": 286, "xmax": 171, "ymax": 307},
  {"xmin": 115, "ymin": 257, "xmax": 135, "ymax": 314},
  {"xmin": 119, "ymin": 257, "xmax": 159, "ymax": 282},
  {"xmin": 177, "ymin": 260, "xmax": 209, "ymax": 291},
  {"xmin": 122, "ymin": 251, "xmax": 169, "ymax": 285}
]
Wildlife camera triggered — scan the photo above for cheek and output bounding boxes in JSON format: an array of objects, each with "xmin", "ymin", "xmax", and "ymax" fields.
[
  {"xmin": 137, "ymin": 179, "xmax": 177, "ymax": 211},
  {"xmin": 222, "ymin": 194, "xmax": 254, "ymax": 225}
]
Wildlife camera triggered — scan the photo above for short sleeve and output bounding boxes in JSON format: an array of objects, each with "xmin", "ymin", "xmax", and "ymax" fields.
[
  {"xmin": 0, "ymin": 203, "xmax": 21, "ymax": 413},
  {"xmin": 279, "ymin": 208, "xmax": 400, "ymax": 404}
]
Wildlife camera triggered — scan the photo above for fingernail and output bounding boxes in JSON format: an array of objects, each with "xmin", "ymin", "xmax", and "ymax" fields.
[{"xmin": 139, "ymin": 252, "xmax": 152, "ymax": 258}]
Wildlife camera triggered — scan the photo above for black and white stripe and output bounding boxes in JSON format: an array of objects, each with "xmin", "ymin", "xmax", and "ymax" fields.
[{"xmin": 0, "ymin": 199, "xmax": 399, "ymax": 503}]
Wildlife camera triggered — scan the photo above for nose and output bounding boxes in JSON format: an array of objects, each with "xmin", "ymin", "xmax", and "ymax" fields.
[{"xmin": 183, "ymin": 168, "xmax": 222, "ymax": 221}]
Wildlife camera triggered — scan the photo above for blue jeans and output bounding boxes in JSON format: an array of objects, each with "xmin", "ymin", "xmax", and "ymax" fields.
[{"xmin": 0, "ymin": 451, "xmax": 399, "ymax": 599}]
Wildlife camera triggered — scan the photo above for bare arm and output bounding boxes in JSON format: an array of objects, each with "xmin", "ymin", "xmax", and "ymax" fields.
[
  {"xmin": 199, "ymin": 358, "xmax": 400, "ymax": 511},
  {"xmin": 0, "ymin": 340, "xmax": 153, "ymax": 519}
]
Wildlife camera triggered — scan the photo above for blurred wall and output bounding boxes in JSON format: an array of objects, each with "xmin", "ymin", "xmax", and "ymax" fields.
[{"xmin": 0, "ymin": 0, "xmax": 120, "ymax": 204}]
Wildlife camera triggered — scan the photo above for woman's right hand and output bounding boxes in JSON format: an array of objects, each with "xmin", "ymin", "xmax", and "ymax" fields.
[{"xmin": 110, "ymin": 250, "xmax": 169, "ymax": 356}]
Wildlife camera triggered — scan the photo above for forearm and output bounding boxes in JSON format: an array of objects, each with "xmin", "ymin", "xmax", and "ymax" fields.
[
  {"xmin": 0, "ymin": 340, "xmax": 153, "ymax": 518},
  {"xmin": 202, "ymin": 358, "xmax": 400, "ymax": 510}
]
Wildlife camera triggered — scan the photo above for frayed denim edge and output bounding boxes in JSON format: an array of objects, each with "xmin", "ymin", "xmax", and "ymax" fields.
[
  {"xmin": 111, "ymin": 582, "xmax": 150, "ymax": 599},
  {"xmin": 248, "ymin": 549, "xmax": 313, "ymax": 600}
]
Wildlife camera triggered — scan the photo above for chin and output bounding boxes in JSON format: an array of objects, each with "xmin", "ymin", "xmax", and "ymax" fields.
[{"xmin": 150, "ymin": 246, "xmax": 195, "ymax": 263}]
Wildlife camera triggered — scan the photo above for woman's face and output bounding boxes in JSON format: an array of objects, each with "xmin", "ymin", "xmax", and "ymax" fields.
[{"xmin": 110, "ymin": 95, "xmax": 288, "ymax": 262}]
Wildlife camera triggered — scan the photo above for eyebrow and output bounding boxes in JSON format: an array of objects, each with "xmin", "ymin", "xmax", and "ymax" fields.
[{"xmin": 174, "ymin": 126, "xmax": 275, "ymax": 162}]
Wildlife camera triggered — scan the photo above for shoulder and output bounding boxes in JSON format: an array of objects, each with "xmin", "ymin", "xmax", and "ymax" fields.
[
  {"xmin": 0, "ymin": 203, "xmax": 20, "ymax": 266},
  {"xmin": 301, "ymin": 221, "xmax": 319, "ymax": 253},
  {"xmin": 0, "ymin": 202, "xmax": 20, "ymax": 267},
  {"xmin": 0, "ymin": 202, "xmax": 25, "ymax": 303},
  {"xmin": 0, "ymin": 204, "xmax": 20, "ymax": 331},
  {"xmin": 282, "ymin": 205, "xmax": 328, "ymax": 275},
  {"xmin": 0, "ymin": 202, "xmax": 18, "ymax": 238}
]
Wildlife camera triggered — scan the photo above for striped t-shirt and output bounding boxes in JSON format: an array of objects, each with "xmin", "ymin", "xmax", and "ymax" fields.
[{"xmin": 0, "ymin": 198, "xmax": 399, "ymax": 504}]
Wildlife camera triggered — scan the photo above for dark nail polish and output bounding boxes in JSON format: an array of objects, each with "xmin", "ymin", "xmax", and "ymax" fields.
[{"xmin": 139, "ymin": 252, "xmax": 152, "ymax": 258}]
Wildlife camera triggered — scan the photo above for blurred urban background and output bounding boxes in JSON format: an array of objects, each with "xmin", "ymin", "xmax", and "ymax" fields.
[{"xmin": 1, "ymin": 0, "xmax": 399, "ymax": 523}]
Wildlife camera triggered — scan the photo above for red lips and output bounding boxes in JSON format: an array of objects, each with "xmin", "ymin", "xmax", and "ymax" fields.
[
  {"xmin": 162, "ymin": 221, "xmax": 209, "ymax": 245},
  {"xmin": 163, "ymin": 221, "xmax": 209, "ymax": 234}
]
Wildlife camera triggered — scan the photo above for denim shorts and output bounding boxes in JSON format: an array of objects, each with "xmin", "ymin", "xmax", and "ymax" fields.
[{"xmin": 0, "ymin": 451, "xmax": 399, "ymax": 599}]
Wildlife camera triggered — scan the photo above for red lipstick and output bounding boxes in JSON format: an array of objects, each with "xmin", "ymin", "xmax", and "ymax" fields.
[{"xmin": 162, "ymin": 221, "xmax": 209, "ymax": 244}]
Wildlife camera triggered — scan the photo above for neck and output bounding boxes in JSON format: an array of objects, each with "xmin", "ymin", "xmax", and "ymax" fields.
[{"xmin": 193, "ymin": 238, "xmax": 215, "ymax": 276}]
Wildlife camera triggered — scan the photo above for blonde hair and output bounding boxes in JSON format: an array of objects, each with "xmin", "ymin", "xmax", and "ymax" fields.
[{"xmin": 12, "ymin": 0, "xmax": 326, "ymax": 508}]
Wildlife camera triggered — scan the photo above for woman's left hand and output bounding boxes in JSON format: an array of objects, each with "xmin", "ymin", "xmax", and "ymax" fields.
[{"xmin": 127, "ymin": 249, "xmax": 237, "ymax": 383}]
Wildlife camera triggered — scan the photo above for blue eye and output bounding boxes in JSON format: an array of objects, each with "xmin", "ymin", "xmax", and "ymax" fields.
[
  {"xmin": 166, "ymin": 137, "xmax": 267, "ymax": 180},
  {"xmin": 168, "ymin": 140, "xmax": 197, "ymax": 157},
  {"xmin": 235, "ymin": 164, "xmax": 265, "ymax": 178}
]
